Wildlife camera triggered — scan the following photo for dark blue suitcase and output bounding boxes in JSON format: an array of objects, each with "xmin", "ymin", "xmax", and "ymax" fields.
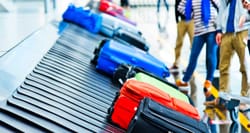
[{"xmin": 94, "ymin": 40, "xmax": 170, "ymax": 78}]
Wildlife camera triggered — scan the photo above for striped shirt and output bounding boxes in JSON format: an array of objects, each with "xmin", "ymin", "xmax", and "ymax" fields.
[{"xmin": 178, "ymin": 0, "xmax": 219, "ymax": 36}]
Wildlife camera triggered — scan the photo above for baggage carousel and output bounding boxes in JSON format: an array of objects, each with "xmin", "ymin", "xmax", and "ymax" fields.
[{"xmin": 0, "ymin": 21, "xmax": 125, "ymax": 133}]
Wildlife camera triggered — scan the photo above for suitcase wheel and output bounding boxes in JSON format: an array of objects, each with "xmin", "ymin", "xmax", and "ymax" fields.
[
  {"xmin": 112, "ymin": 65, "xmax": 128, "ymax": 85},
  {"xmin": 90, "ymin": 54, "xmax": 98, "ymax": 65},
  {"xmin": 107, "ymin": 107, "xmax": 114, "ymax": 122}
]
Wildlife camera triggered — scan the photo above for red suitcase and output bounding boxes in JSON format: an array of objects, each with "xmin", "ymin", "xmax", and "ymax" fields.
[
  {"xmin": 109, "ymin": 79, "xmax": 200, "ymax": 129},
  {"xmin": 99, "ymin": 0, "xmax": 124, "ymax": 16}
]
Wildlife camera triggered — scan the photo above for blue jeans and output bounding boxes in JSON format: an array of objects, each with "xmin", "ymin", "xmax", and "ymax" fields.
[{"xmin": 183, "ymin": 32, "xmax": 218, "ymax": 82}]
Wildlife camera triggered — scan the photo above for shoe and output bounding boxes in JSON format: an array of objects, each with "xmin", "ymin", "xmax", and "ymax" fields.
[
  {"xmin": 176, "ymin": 79, "xmax": 188, "ymax": 87},
  {"xmin": 203, "ymin": 80, "xmax": 212, "ymax": 97}
]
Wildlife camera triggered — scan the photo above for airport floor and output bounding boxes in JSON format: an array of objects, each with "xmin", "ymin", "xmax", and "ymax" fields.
[{"xmin": 0, "ymin": 0, "xmax": 245, "ymax": 131}]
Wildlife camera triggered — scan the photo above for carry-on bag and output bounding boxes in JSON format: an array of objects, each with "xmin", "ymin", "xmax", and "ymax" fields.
[
  {"xmin": 62, "ymin": 4, "xmax": 102, "ymax": 33},
  {"xmin": 127, "ymin": 98, "xmax": 209, "ymax": 133},
  {"xmin": 108, "ymin": 79, "xmax": 200, "ymax": 129},
  {"xmin": 92, "ymin": 40, "xmax": 169, "ymax": 78}
]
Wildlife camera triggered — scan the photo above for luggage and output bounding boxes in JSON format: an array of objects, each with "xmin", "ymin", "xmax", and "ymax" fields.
[
  {"xmin": 108, "ymin": 79, "xmax": 200, "ymax": 129},
  {"xmin": 112, "ymin": 64, "xmax": 190, "ymax": 103},
  {"xmin": 92, "ymin": 40, "xmax": 169, "ymax": 79},
  {"xmin": 127, "ymin": 98, "xmax": 209, "ymax": 133},
  {"xmin": 114, "ymin": 29, "xmax": 149, "ymax": 51},
  {"xmin": 62, "ymin": 4, "xmax": 102, "ymax": 33},
  {"xmin": 98, "ymin": 0, "xmax": 137, "ymax": 26},
  {"xmin": 99, "ymin": 0, "xmax": 124, "ymax": 16},
  {"xmin": 99, "ymin": 19, "xmax": 150, "ymax": 51},
  {"xmin": 100, "ymin": 13, "xmax": 142, "ymax": 37}
]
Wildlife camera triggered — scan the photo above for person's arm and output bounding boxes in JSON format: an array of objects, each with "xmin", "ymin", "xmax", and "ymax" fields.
[
  {"xmin": 215, "ymin": 0, "xmax": 225, "ymax": 45},
  {"xmin": 177, "ymin": 0, "xmax": 186, "ymax": 16}
]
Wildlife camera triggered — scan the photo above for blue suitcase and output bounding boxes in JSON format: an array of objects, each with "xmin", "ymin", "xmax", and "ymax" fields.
[{"xmin": 93, "ymin": 40, "xmax": 170, "ymax": 78}]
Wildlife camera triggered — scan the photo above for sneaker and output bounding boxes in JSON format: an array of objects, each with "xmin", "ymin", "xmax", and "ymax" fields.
[
  {"xmin": 204, "ymin": 80, "xmax": 212, "ymax": 97},
  {"xmin": 204, "ymin": 80, "xmax": 212, "ymax": 89},
  {"xmin": 176, "ymin": 79, "xmax": 188, "ymax": 87}
]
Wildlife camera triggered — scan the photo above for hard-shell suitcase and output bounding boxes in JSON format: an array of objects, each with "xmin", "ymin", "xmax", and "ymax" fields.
[
  {"xmin": 99, "ymin": 0, "xmax": 124, "ymax": 16},
  {"xmin": 100, "ymin": 13, "xmax": 142, "ymax": 37},
  {"xmin": 98, "ymin": 0, "xmax": 137, "ymax": 26},
  {"xmin": 93, "ymin": 40, "xmax": 169, "ymax": 78},
  {"xmin": 112, "ymin": 64, "xmax": 190, "ymax": 103},
  {"xmin": 108, "ymin": 79, "xmax": 200, "ymax": 129},
  {"xmin": 62, "ymin": 4, "xmax": 102, "ymax": 33},
  {"xmin": 99, "ymin": 22, "xmax": 149, "ymax": 51},
  {"xmin": 127, "ymin": 98, "xmax": 209, "ymax": 133},
  {"xmin": 114, "ymin": 29, "xmax": 149, "ymax": 51}
]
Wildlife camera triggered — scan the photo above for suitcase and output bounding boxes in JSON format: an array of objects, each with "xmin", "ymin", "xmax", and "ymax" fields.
[
  {"xmin": 127, "ymin": 98, "xmax": 209, "ymax": 133},
  {"xmin": 112, "ymin": 64, "xmax": 190, "ymax": 103},
  {"xmin": 100, "ymin": 13, "xmax": 142, "ymax": 37},
  {"xmin": 108, "ymin": 79, "xmax": 200, "ymax": 129},
  {"xmin": 62, "ymin": 4, "xmax": 102, "ymax": 33},
  {"xmin": 99, "ymin": 0, "xmax": 124, "ymax": 16},
  {"xmin": 114, "ymin": 29, "xmax": 149, "ymax": 51},
  {"xmin": 99, "ymin": 22, "xmax": 149, "ymax": 51},
  {"xmin": 93, "ymin": 40, "xmax": 169, "ymax": 79},
  {"xmin": 98, "ymin": 0, "xmax": 137, "ymax": 26}
]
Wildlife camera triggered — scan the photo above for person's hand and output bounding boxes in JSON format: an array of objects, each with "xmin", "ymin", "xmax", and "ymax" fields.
[
  {"xmin": 216, "ymin": 33, "xmax": 222, "ymax": 45},
  {"xmin": 239, "ymin": 15, "xmax": 246, "ymax": 28}
]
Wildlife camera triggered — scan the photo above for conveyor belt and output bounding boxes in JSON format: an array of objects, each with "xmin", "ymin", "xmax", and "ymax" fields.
[{"xmin": 0, "ymin": 23, "xmax": 125, "ymax": 132}]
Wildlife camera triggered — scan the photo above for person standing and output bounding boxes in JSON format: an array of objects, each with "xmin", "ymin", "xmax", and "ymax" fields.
[
  {"xmin": 172, "ymin": 0, "xmax": 197, "ymax": 106},
  {"xmin": 215, "ymin": 0, "xmax": 250, "ymax": 132},
  {"xmin": 176, "ymin": 0, "xmax": 219, "ymax": 96}
]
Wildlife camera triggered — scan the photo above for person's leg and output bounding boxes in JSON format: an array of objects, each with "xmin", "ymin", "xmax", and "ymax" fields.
[
  {"xmin": 174, "ymin": 20, "xmax": 187, "ymax": 67},
  {"xmin": 187, "ymin": 20, "xmax": 194, "ymax": 47},
  {"xmin": 182, "ymin": 35, "xmax": 206, "ymax": 82},
  {"xmin": 186, "ymin": 20, "xmax": 197, "ymax": 105},
  {"xmin": 205, "ymin": 32, "xmax": 218, "ymax": 82},
  {"xmin": 233, "ymin": 30, "xmax": 249, "ymax": 97},
  {"xmin": 219, "ymin": 33, "xmax": 234, "ymax": 93}
]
